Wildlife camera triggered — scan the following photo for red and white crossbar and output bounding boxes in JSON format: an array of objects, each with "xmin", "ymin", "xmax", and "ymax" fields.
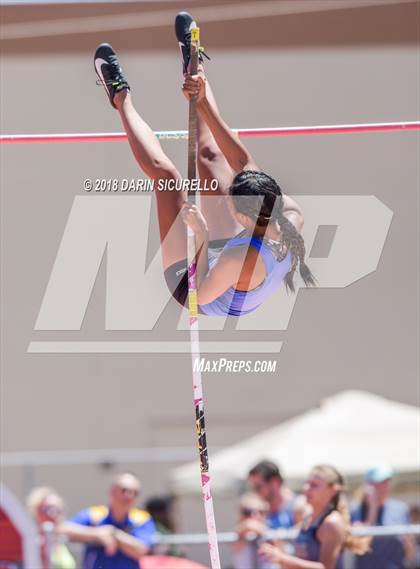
[{"xmin": 1, "ymin": 121, "xmax": 419, "ymax": 144}]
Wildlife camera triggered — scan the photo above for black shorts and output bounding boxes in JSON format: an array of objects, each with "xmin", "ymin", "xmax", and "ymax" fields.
[{"xmin": 164, "ymin": 238, "xmax": 229, "ymax": 308}]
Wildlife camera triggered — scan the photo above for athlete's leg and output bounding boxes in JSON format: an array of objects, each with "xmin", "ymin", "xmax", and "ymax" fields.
[
  {"xmin": 114, "ymin": 90, "xmax": 187, "ymax": 269},
  {"xmin": 197, "ymin": 79, "xmax": 242, "ymax": 240}
]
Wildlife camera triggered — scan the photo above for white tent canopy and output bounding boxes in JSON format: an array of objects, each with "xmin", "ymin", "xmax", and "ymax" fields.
[{"xmin": 171, "ymin": 390, "xmax": 420, "ymax": 495}]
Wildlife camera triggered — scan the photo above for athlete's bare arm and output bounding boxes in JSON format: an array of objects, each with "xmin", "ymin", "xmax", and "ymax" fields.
[
  {"xmin": 196, "ymin": 247, "xmax": 266, "ymax": 305},
  {"xmin": 183, "ymin": 74, "xmax": 304, "ymax": 233},
  {"xmin": 183, "ymin": 72, "xmax": 258, "ymax": 173},
  {"xmin": 317, "ymin": 513, "xmax": 346, "ymax": 569},
  {"xmin": 196, "ymin": 251, "xmax": 241, "ymax": 305},
  {"xmin": 282, "ymin": 194, "xmax": 304, "ymax": 232}
]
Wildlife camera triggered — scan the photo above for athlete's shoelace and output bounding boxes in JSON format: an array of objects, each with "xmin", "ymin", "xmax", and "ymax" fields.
[
  {"xmin": 199, "ymin": 46, "xmax": 211, "ymax": 62},
  {"xmin": 96, "ymin": 57, "xmax": 128, "ymax": 86},
  {"xmin": 96, "ymin": 78, "xmax": 129, "ymax": 87}
]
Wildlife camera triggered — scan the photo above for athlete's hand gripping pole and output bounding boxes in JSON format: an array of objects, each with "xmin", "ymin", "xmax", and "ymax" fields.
[{"xmin": 186, "ymin": 26, "xmax": 221, "ymax": 569}]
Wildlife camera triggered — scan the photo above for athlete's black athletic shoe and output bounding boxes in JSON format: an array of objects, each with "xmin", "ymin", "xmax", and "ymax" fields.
[
  {"xmin": 94, "ymin": 43, "xmax": 130, "ymax": 108},
  {"xmin": 174, "ymin": 11, "xmax": 210, "ymax": 74}
]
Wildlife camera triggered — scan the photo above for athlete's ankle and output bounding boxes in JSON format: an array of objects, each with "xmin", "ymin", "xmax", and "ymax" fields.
[{"xmin": 113, "ymin": 88, "xmax": 130, "ymax": 110}]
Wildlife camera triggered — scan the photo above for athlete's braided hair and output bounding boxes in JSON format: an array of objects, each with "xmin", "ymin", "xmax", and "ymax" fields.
[{"xmin": 229, "ymin": 170, "xmax": 315, "ymax": 292}]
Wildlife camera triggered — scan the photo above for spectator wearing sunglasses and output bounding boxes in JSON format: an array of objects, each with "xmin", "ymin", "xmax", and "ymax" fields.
[
  {"xmin": 231, "ymin": 492, "xmax": 278, "ymax": 569},
  {"xmin": 61, "ymin": 472, "xmax": 156, "ymax": 569},
  {"xmin": 27, "ymin": 486, "xmax": 76, "ymax": 569}
]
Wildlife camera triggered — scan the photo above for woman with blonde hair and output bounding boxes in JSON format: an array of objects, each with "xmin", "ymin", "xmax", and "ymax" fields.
[
  {"xmin": 231, "ymin": 492, "xmax": 273, "ymax": 569},
  {"xmin": 260, "ymin": 465, "xmax": 369, "ymax": 569},
  {"xmin": 27, "ymin": 487, "xmax": 76, "ymax": 569}
]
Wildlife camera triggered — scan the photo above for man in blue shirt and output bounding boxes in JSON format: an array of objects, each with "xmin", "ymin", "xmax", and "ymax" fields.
[
  {"xmin": 352, "ymin": 466, "xmax": 410, "ymax": 569},
  {"xmin": 62, "ymin": 472, "xmax": 156, "ymax": 569},
  {"xmin": 247, "ymin": 461, "xmax": 296, "ymax": 529}
]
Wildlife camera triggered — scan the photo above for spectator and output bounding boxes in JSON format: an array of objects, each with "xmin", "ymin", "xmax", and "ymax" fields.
[
  {"xmin": 145, "ymin": 495, "xmax": 185, "ymax": 558},
  {"xmin": 406, "ymin": 504, "xmax": 420, "ymax": 569},
  {"xmin": 26, "ymin": 486, "xmax": 76, "ymax": 569},
  {"xmin": 351, "ymin": 466, "xmax": 410, "ymax": 569},
  {"xmin": 259, "ymin": 464, "xmax": 369, "ymax": 569},
  {"xmin": 231, "ymin": 492, "xmax": 277, "ymax": 569},
  {"xmin": 61, "ymin": 472, "xmax": 156, "ymax": 569},
  {"xmin": 248, "ymin": 460, "xmax": 296, "ymax": 529}
]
